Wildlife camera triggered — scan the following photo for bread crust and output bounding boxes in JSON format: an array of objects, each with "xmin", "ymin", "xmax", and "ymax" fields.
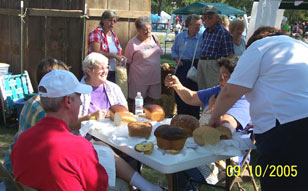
[
  {"xmin": 128, "ymin": 122, "xmax": 152, "ymax": 138},
  {"xmin": 109, "ymin": 105, "xmax": 129, "ymax": 121},
  {"xmin": 143, "ymin": 104, "xmax": 165, "ymax": 122},
  {"xmin": 170, "ymin": 114, "xmax": 200, "ymax": 136}
]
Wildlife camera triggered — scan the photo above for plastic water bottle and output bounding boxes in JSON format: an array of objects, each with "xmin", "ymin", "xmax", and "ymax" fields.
[{"xmin": 135, "ymin": 92, "xmax": 143, "ymax": 115}]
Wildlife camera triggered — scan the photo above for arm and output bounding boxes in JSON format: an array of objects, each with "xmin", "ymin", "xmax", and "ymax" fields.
[
  {"xmin": 171, "ymin": 34, "xmax": 184, "ymax": 66},
  {"xmin": 70, "ymin": 110, "xmax": 107, "ymax": 131},
  {"xmin": 164, "ymin": 74, "xmax": 202, "ymax": 106},
  {"xmin": 124, "ymin": 39, "xmax": 134, "ymax": 65},
  {"xmin": 209, "ymin": 83, "xmax": 251, "ymax": 127},
  {"xmin": 221, "ymin": 32, "xmax": 234, "ymax": 56},
  {"xmin": 90, "ymin": 42, "xmax": 125, "ymax": 62}
]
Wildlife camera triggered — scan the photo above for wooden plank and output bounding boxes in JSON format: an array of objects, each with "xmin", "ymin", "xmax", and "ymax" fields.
[
  {"xmin": 108, "ymin": 0, "xmax": 129, "ymax": 11},
  {"xmin": 88, "ymin": 8, "xmax": 150, "ymax": 19},
  {"xmin": 28, "ymin": 8, "xmax": 83, "ymax": 18},
  {"xmin": 85, "ymin": 0, "xmax": 107, "ymax": 10},
  {"xmin": 130, "ymin": 0, "xmax": 151, "ymax": 12},
  {"xmin": 0, "ymin": 8, "xmax": 19, "ymax": 16}
]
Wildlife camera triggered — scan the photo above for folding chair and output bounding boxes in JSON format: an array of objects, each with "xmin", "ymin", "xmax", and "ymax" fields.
[
  {"xmin": 1, "ymin": 162, "xmax": 38, "ymax": 191},
  {"xmin": 228, "ymin": 149, "xmax": 258, "ymax": 191},
  {"xmin": 0, "ymin": 70, "xmax": 33, "ymax": 126}
]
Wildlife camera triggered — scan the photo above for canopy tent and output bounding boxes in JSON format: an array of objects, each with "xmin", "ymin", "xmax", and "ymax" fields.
[
  {"xmin": 160, "ymin": 11, "xmax": 171, "ymax": 23},
  {"xmin": 172, "ymin": 2, "xmax": 246, "ymax": 16},
  {"xmin": 254, "ymin": 0, "xmax": 308, "ymax": 10},
  {"xmin": 150, "ymin": 14, "xmax": 161, "ymax": 23}
]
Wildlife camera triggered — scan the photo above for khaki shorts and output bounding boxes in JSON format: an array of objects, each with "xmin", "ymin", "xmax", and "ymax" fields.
[
  {"xmin": 197, "ymin": 59, "xmax": 219, "ymax": 90},
  {"xmin": 128, "ymin": 83, "xmax": 161, "ymax": 100}
]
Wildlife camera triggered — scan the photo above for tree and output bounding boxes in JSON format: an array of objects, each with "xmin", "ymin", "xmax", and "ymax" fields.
[{"xmin": 151, "ymin": 0, "xmax": 163, "ymax": 15}]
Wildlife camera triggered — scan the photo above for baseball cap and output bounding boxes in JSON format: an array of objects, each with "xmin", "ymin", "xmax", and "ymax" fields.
[
  {"xmin": 38, "ymin": 69, "xmax": 92, "ymax": 98},
  {"xmin": 202, "ymin": 5, "xmax": 219, "ymax": 15}
]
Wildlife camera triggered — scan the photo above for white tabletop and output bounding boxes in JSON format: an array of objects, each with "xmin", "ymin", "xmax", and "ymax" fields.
[{"xmin": 82, "ymin": 118, "xmax": 255, "ymax": 174}]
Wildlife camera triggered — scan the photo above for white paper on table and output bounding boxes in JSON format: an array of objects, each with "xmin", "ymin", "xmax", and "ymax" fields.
[{"xmin": 93, "ymin": 144, "xmax": 116, "ymax": 187}]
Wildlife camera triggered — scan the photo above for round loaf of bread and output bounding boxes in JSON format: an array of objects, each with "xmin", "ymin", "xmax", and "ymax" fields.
[
  {"xmin": 170, "ymin": 114, "xmax": 200, "ymax": 136},
  {"xmin": 154, "ymin": 124, "xmax": 188, "ymax": 152},
  {"xmin": 109, "ymin": 105, "xmax": 129, "ymax": 121},
  {"xmin": 193, "ymin": 125, "xmax": 221, "ymax": 146},
  {"xmin": 143, "ymin": 104, "xmax": 165, "ymax": 122},
  {"xmin": 128, "ymin": 122, "xmax": 152, "ymax": 138}
]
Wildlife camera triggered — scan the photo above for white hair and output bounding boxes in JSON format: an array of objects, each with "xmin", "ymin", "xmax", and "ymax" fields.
[{"xmin": 82, "ymin": 52, "xmax": 109, "ymax": 74}]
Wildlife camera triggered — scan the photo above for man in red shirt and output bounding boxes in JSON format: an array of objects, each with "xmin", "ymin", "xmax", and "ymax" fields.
[{"xmin": 11, "ymin": 69, "xmax": 109, "ymax": 191}]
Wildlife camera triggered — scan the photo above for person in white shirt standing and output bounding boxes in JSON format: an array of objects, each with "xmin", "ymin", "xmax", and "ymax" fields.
[
  {"xmin": 209, "ymin": 26, "xmax": 308, "ymax": 191},
  {"xmin": 175, "ymin": 20, "xmax": 182, "ymax": 36}
]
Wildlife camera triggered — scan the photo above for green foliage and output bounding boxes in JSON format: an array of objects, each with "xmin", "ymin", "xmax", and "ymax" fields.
[
  {"xmin": 284, "ymin": 9, "xmax": 308, "ymax": 24},
  {"xmin": 152, "ymin": 0, "xmax": 254, "ymax": 16}
]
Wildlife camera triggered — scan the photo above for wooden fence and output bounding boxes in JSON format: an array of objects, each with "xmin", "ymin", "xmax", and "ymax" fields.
[{"xmin": 0, "ymin": 0, "xmax": 150, "ymax": 90}]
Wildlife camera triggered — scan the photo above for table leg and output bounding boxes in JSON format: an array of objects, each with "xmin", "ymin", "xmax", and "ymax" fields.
[
  {"xmin": 166, "ymin": 173, "xmax": 176, "ymax": 191},
  {"xmin": 225, "ymin": 158, "xmax": 231, "ymax": 191}
]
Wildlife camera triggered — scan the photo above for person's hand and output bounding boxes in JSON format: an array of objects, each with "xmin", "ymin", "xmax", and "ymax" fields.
[
  {"xmin": 89, "ymin": 110, "xmax": 106, "ymax": 120},
  {"xmin": 208, "ymin": 115, "xmax": 221, "ymax": 127},
  {"xmin": 115, "ymin": 55, "xmax": 127, "ymax": 63},
  {"xmin": 208, "ymin": 95, "xmax": 216, "ymax": 111},
  {"xmin": 164, "ymin": 74, "xmax": 180, "ymax": 88}
]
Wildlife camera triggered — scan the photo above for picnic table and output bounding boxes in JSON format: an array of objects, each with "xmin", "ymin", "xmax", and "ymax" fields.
[{"xmin": 81, "ymin": 117, "xmax": 255, "ymax": 190}]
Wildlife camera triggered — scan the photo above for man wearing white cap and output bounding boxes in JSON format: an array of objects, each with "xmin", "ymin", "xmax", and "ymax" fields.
[
  {"xmin": 11, "ymin": 70, "xmax": 109, "ymax": 190},
  {"xmin": 198, "ymin": 5, "xmax": 234, "ymax": 90}
]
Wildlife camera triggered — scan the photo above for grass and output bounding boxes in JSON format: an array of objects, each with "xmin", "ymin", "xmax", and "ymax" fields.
[{"xmin": 0, "ymin": 126, "xmax": 17, "ymax": 164}]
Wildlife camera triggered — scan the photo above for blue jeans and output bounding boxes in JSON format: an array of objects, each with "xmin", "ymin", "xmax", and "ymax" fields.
[
  {"xmin": 176, "ymin": 168, "xmax": 205, "ymax": 191},
  {"xmin": 175, "ymin": 59, "xmax": 200, "ymax": 119}
]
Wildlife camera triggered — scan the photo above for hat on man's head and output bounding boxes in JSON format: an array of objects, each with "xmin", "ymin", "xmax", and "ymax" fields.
[
  {"xmin": 202, "ymin": 5, "xmax": 219, "ymax": 15},
  {"xmin": 38, "ymin": 69, "xmax": 92, "ymax": 98}
]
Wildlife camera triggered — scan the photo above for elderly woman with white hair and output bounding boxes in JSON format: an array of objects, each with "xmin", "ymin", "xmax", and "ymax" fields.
[
  {"xmin": 171, "ymin": 14, "xmax": 202, "ymax": 119},
  {"xmin": 78, "ymin": 52, "xmax": 165, "ymax": 191},
  {"xmin": 125, "ymin": 16, "xmax": 163, "ymax": 111},
  {"xmin": 229, "ymin": 18, "xmax": 246, "ymax": 56},
  {"xmin": 79, "ymin": 52, "xmax": 127, "ymax": 118}
]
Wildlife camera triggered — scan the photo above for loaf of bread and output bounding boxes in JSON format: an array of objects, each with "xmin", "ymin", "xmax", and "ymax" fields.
[
  {"xmin": 193, "ymin": 125, "xmax": 221, "ymax": 146},
  {"xmin": 143, "ymin": 104, "xmax": 165, "ymax": 122},
  {"xmin": 154, "ymin": 124, "xmax": 187, "ymax": 154},
  {"xmin": 114, "ymin": 112, "xmax": 136, "ymax": 126},
  {"xmin": 216, "ymin": 126, "xmax": 232, "ymax": 140},
  {"xmin": 170, "ymin": 114, "xmax": 200, "ymax": 136},
  {"xmin": 128, "ymin": 122, "xmax": 152, "ymax": 138},
  {"xmin": 109, "ymin": 105, "xmax": 129, "ymax": 121}
]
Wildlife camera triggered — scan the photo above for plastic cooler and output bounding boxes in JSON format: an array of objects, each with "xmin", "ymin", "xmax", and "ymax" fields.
[{"xmin": 0, "ymin": 63, "xmax": 10, "ymax": 75}]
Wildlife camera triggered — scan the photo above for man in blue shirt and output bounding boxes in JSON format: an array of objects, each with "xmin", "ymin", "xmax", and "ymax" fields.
[{"xmin": 198, "ymin": 5, "xmax": 234, "ymax": 90}]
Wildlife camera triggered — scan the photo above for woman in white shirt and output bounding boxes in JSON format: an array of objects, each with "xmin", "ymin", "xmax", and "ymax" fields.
[{"xmin": 209, "ymin": 26, "xmax": 308, "ymax": 191}]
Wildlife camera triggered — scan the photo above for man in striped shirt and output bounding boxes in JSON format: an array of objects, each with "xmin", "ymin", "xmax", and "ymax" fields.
[{"xmin": 198, "ymin": 5, "xmax": 234, "ymax": 90}]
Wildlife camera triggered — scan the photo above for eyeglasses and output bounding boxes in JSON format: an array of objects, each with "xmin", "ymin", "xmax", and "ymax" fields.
[
  {"xmin": 93, "ymin": 65, "xmax": 110, "ymax": 71},
  {"xmin": 203, "ymin": 15, "xmax": 215, "ymax": 20},
  {"xmin": 107, "ymin": 19, "xmax": 117, "ymax": 23},
  {"xmin": 219, "ymin": 73, "xmax": 230, "ymax": 81},
  {"xmin": 141, "ymin": 26, "xmax": 152, "ymax": 32}
]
